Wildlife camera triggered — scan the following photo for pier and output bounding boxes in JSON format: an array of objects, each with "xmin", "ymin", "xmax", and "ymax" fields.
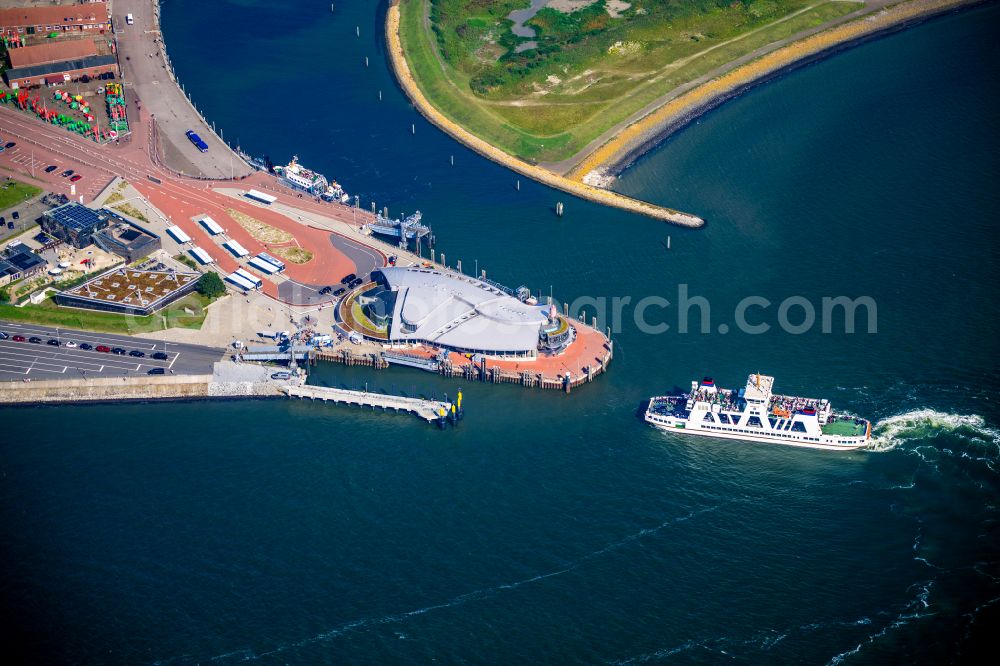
[
  {"xmin": 284, "ymin": 384, "xmax": 455, "ymax": 423},
  {"xmin": 363, "ymin": 210, "xmax": 433, "ymax": 248}
]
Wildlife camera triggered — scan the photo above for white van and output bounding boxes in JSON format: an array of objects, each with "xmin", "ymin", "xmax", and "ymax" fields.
[{"xmin": 125, "ymin": 14, "xmax": 134, "ymax": 25}]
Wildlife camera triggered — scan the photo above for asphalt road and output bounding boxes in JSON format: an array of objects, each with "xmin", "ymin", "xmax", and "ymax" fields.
[
  {"xmin": 0, "ymin": 321, "xmax": 225, "ymax": 381},
  {"xmin": 277, "ymin": 233, "xmax": 385, "ymax": 305},
  {"xmin": 114, "ymin": 0, "xmax": 252, "ymax": 179}
]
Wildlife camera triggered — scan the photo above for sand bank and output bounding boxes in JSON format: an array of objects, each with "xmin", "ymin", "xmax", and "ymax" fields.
[
  {"xmin": 568, "ymin": 0, "xmax": 979, "ymax": 182},
  {"xmin": 385, "ymin": 1, "xmax": 705, "ymax": 228}
]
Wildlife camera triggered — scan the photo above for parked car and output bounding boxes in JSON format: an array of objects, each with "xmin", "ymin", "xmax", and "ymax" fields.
[
  {"xmin": 29, "ymin": 337, "xmax": 42, "ymax": 344},
  {"xmin": 129, "ymin": 350, "xmax": 145, "ymax": 358},
  {"xmin": 11, "ymin": 211, "xmax": 18, "ymax": 220},
  {"xmin": 152, "ymin": 351, "xmax": 168, "ymax": 360},
  {"xmin": 13, "ymin": 335, "xmax": 26, "ymax": 342},
  {"xmin": 79, "ymin": 343, "xmax": 93, "ymax": 351},
  {"xmin": 47, "ymin": 339, "xmax": 60, "ymax": 346},
  {"xmin": 61, "ymin": 170, "xmax": 74, "ymax": 177},
  {"xmin": 349, "ymin": 277, "xmax": 363, "ymax": 288},
  {"xmin": 0, "ymin": 331, "xmax": 8, "ymax": 340},
  {"xmin": 270, "ymin": 372, "xmax": 291, "ymax": 380},
  {"xmin": 147, "ymin": 367, "xmax": 165, "ymax": 375},
  {"xmin": 70, "ymin": 174, "xmax": 83, "ymax": 182},
  {"xmin": 4, "ymin": 141, "xmax": 15, "ymax": 149},
  {"xmin": 319, "ymin": 286, "xmax": 332, "ymax": 295},
  {"xmin": 340, "ymin": 273, "xmax": 357, "ymax": 284},
  {"xmin": 111, "ymin": 347, "xmax": 126, "ymax": 355},
  {"xmin": 96, "ymin": 345, "xmax": 111, "ymax": 353},
  {"xmin": 333, "ymin": 287, "xmax": 346, "ymax": 297},
  {"xmin": 45, "ymin": 165, "xmax": 58, "ymax": 173}
]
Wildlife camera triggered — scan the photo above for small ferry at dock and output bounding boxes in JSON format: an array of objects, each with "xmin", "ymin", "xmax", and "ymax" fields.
[
  {"xmin": 274, "ymin": 156, "xmax": 350, "ymax": 203},
  {"xmin": 645, "ymin": 373, "xmax": 871, "ymax": 451}
]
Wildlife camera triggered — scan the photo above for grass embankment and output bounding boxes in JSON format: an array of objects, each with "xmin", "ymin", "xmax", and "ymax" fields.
[
  {"xmin": 398, "ymin": 0, "xmax": 861, "ymax": 165},
  {"xmin": 0, "ymin": 293, "xmax": 211, "ymax": 334},
  {"xmin": 0, "ymin": 179, "xmax": 42, "ymax": 210},
  {"xmin": 174, "ymin": 254, "xmax": 199, "ymax": 270},
  {"xmin": 270, "ymin": 246, "xmax": 313, "ymax": 264},
  {"xmin": 223, "ymin": 208, "xmax": 313, "ymax": 262},
  {"xmin": 568, "ymin": 0, "xmax": 973, "ymax": 179},
  {"xmin": 388, "ymin": 3, "xmax": 704, "ymax": 225},
  {"xmin": 226, "ymin": 208, "xmax": 293, "ymax": 244}
]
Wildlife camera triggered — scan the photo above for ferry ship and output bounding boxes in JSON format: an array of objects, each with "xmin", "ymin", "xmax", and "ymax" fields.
[
  {"xmin": 644, "ymin": 373, "xmax": 871, "ymax": 451},
  {"xmin": 274, "ymin": 156, "xmax": 350, "ymax": 203}
]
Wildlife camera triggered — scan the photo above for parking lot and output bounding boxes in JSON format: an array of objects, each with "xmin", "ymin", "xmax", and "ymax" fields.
[
  {"xmin": 0, "ymin": 321, "xmax": 225, "ymax": 380},
  {"xmin": 0, "ymin": 142, "xmax": 110, "ymax": 202}
]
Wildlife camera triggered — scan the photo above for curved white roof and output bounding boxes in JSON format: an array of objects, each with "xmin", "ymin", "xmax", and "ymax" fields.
[{"xmin": 378, "ymin": 267, "xmax": 547, "ymax": 354}]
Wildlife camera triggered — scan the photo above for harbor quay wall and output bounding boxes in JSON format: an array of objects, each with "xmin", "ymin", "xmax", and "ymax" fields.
[
  {"xmin": 314, "ymin": 339, "xmax": 613, "ymax": 393},
  {"xmin": 384, "ymin": 2, "xmax": 704, "ymax": 229},
  {"xmin": 0, "ymin": 374, "xmax": 212, "ymax": 405},
  {"xmin": 0, "ymin": 374, "xmax": 284, "ymax": 405}
]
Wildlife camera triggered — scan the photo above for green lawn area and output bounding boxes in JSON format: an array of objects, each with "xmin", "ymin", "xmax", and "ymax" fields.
[
  {"xmin": 0, "ymin": 292, "xmax": 213, "ymax": 334},
  {"xmin": 174, "ymin": 253, "xmax": 199, "ymax": 270},
  {"xmin": 399, "ymin": 0, "xmax": 862, "ymax": 164},
  {"xmin": 350, "ymin": 300, "xmax": 388, "ymax": 337},
  {"xmin": 0, "ymin": 178, "xmax": 42, "ymax": 210}
]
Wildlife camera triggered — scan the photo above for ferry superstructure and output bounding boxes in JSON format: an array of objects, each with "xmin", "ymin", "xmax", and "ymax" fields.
[{"xmin": 644, "ymin": 374, "xmax": 871, "ymax": 451}]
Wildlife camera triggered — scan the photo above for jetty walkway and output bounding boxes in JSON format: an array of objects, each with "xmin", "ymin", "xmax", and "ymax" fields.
[{"xmin": 284, "ymin": 384, "xmax": 454, "ymax": 422}]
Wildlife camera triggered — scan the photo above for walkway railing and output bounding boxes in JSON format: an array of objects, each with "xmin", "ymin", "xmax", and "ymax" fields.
[{"xmin": 283, "ymin": 384, "xmax": 452, "ymax": 422}]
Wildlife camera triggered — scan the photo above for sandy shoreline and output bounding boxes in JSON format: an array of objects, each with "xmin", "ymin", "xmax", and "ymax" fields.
[
  {"xmin": 567, "ymin": 0, "xmax": 981, "ymax": 182},
  {"xmin": 385, "ymin": 1, "xmax": 705, "ymax": 228},
  {"xmin": 389, "ymin": 0, "xmax": 979, "ymax": 225}
]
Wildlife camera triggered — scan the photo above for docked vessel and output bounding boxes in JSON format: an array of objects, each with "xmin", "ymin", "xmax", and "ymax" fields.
[
  {"xmin": 645, "ymin": 373, "xmax": 871, "ymax": 451},
  {"xmin": 274, "ymin": 156, "xmax": 350, "ymax": 203}
]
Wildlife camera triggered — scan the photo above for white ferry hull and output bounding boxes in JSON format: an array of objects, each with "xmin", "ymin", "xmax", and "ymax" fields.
[
  {"xmin": 645, "ymin": 416, "xmax": 868, "ymax": 451},
  {"xmin": 645, "ymin": 374, "xmax": 872, "ymax": 452}
]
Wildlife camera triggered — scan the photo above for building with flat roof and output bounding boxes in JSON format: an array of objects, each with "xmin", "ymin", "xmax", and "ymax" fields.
[
  {"xmin": 0, "ymin": 243, "xmax": 47, "ymax": 286},
  {"xmin": 92, "ymin": 210, "xmax": 161, "ymax": 262},
  {"xmin": 41, "ymin": 202, "xmax": 109, "ymax": 249},
  {"xmin": 4, "ymin": 39, "xmax": 117, "ymax": 88},
  {"xmin": 344, "ymin": 267, "xmax": 572, "ymax": 359},
  {"xmin": 40, "ymin": 203, "xmax": 161, "ymax": 261},
  {"xmin": 0, "ymin": 3, "xmax": 109, "ymax": 34},
  {"xmin": 55, "ymin": 267, "xmax": 199, "ymax": 316}
]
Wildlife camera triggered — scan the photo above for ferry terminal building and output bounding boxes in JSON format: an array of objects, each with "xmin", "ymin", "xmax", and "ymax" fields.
[{"xmin": 347, "ymin": 267, "xmax": 574, "ymax": 359}]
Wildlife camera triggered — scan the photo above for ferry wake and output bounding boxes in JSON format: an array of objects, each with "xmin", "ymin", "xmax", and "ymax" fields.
[{"xmin": 645, "ymin": 374, "xmax": 871, "ymax": 451}]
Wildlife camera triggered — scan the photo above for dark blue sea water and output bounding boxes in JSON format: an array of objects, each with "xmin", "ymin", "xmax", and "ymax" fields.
[{"xmin": 2, "ymin": 1, "xmax": 998, "ymax": 663}]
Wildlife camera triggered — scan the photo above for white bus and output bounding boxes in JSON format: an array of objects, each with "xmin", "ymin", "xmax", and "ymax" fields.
[
  {"xmin": 234, "ymin": 268, "xmax": 263, "ymax": 289},
  {"xmin": 224, "ymin": 239, "xmax": 249, "ymax": 258},
  {"xmin": 225, "ymin": 273, "xmax": 256, "ymax": 292},
  {"xmin": 199, "ymin": 216, "xmax": 224, "ymax": 235},
  {"xmin": 248, "ymin": 256, "xmax": 279, "ymax": 275},
  {"xmin": 189, "ymin": 246, "xmax": 214, "ymax": 265},
  {"xmin": 245, "ymin": 189, "xmax": 277, "ymax": 205},
  {"xmin": 256, "ymin": 252, "xmax": 285, "ymax": 271},
  {"xmin": 166, "ymin": 225, "xmax": 191, "ymax": 244}
]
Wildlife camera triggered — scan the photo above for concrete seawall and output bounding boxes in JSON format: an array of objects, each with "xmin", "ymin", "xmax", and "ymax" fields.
[
  {"xmin": 384, "ymin": 2, "xmax": 704, "ymax": 228},
  {"xmin": 0, "ymin": 363, "xmax": 286, "ymax": 406},
  {"xmin": 0, "ymin": 374, "xmax": 213, "ymax": 405}
]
